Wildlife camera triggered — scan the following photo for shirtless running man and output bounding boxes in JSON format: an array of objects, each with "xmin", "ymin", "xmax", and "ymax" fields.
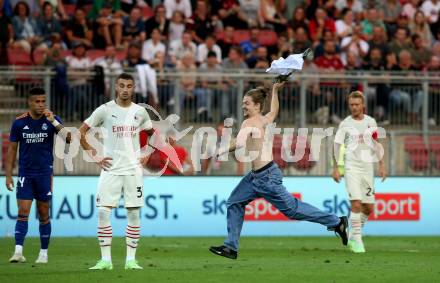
[{"xmin": 209, "ymin": 82, "xmax": 348, "ymax": 259}]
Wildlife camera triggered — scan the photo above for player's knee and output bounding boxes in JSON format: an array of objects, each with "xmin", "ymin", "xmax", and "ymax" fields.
[
  {"xmin": 98, "ymin": 206, "xmax": 112, "ymax": 226},
  {"xmin": 127, "ymin": 208, "xmax": 141, "ymax": 226},
  {"xmin": 362, "ymin": 204, "xmax": 374, "ymax": 215},
  {"xmin": 18, "ymin": 208, "xmax": 31, "ymax": 217},
  {"xmin": 350, "ymin": 201, "xmax": 362, "ymax": 212}
]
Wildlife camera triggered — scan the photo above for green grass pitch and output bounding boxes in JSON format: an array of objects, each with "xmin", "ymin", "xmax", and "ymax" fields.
[{"xmin": 0, "ymin": 237, "xmax": 439, "ymax": 283}]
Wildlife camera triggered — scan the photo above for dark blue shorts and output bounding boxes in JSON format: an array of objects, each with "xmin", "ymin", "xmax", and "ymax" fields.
[{"xmin": 16, "ymin": 175, "xmax": 53, "ymax": 202}]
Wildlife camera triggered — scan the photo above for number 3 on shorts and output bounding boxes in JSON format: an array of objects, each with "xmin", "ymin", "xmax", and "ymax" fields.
[{"xmin": 137, "ymin": 187, "xmax": 143, "ymax": 198}]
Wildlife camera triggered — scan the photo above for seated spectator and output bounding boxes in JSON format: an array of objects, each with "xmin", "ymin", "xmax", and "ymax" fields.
[
  {"xmin": 92, "ymin": 3, "xmax": 123, "ymax": 49},
  {"xmin": 196, "ymin": 35, "xmax": 222, "ymax": 64},
  {"xmin": 122, "ymin": 6, "xmax": 146, "ymax": 47},
  {"xmin": 87, "ymin": 0, "xmax": 122, "ymax": 20},
  {"xmin": 168, "ymin": 10, "xmax": 185, "ymax": 42},
  {"xmin": 368, "ymin": 25, "xmax": 389, "ymax": 58},
  {"xmin": 164, "ymin": 0, "xmax": 192, "ymax": 20},
  {"xmin": 361, "ymin": 7, "xmax": 386, "ymax": 40},
  {"xmin": 37, "ymin": 1, "xmax": 63, "ymax": 49},
  {"xmin": 335, "ymin": 8, "xmax": 354, "ymax": 39},
  {"xmin": 145, "ymin": 4, "xmax": 169, "ymax": 39},
  {"xmin": 340, "ymin": 24, "xmax": 369, "ymax": 65},
  {"xmin": 425, "ymin": 55, "xmax": 440, "ymax": 126},
  {"xmin": 222, "ymin": 46, "xmax": 248, "ymax": 69},
  {"xmin": 240, "ymin": 27, "xmax": 260, "ymax": 57},
  {"xmin": 93, "ymin": 45, "xmax": 123, "ymax": 96},
  {"xmin": 214, "ymin": 0, "xmax": 245, "ymax": 29},
  {"xmin": 269, "ymin": 34, "xmax": 291, "ymax": 61},
  {"xmin": 0, "ymin": 2, "xmax": 13, "ymax": 65},
  {"xmin": 335, "ymin": 0, "xmax": 363, "ymax": 16},
  {"xmin": 411, "ymin": 34, "xmax": 432, "ymax": 69},
  {"xmin": 402, "ymin": 0, "xmax": 420, "ymax": 19},
  {"xmin": 168, "ymin": 30, "xmax": 197, "ymax": 66},
  {"xmin": 382, "ymin": 0, "xmax": 402, "ymax": 34},
  {"xmin": 410, "ymin": 10, "xmax": 433, "ymax": 47},
  {"xmin": 420, "ymin": 0, "xmax": 440, "ymax": 25},
  {"xmin": 236, "ymin": 0, "xmax": 263, "ymax": 28},
  {"xmin": 11, "ymin": 1, "xmax": 43, "ymax": 53},
  {"xmin": 120, "ymin": 0, "xmax": 150, "ymax": 14},
  {"xmin": 217, "ymin": 25, "xmax": 235, "ymax": 59},
  {"xmin": 195, "ymin": 51, "xmax": 224, "ymax": 121},
  {"xmin": 121, "ymin": 42, "xmax": 147, "ymax": 68},
  {"xmin": 246, "ymin": 46, "xmax": 269, "ymax": 68},
  {"xmin": 388, "ymin": 27, "xmax": 413, "ymax": 57},
  {"xmin": 389, "ymin": 50, "xmax": 424, "ymax": 123},
  {"xmin": 142, "ymin": 28, "xmax": 166, "ymax": 65},
  {"xmin": 314, "ymin": 40, "xmax": 344, "ymax": 72},
  {"xmin": 66, "ymin": 41, "xmax": 93, "ymax": 120},
  {"xmin": 288, "ymin": 6, "xmax": 308, "ymax": 32},
  {"xmin": 66, "ymin": 8, "xmax": 93, "ymax": 49},
  {"xmin": 175, "ymin": 51, "xmax": 197, "ymax": 111},
  {"xmin": 260, "ymin": 0, "xmax": 287, "ymax": 33},
  {"xmin": 188, "ymin": 0, "xmax": 218, "ymax": 44},
  {"xmin": 308, "ymin": 8, "xmax": 336, "ymax": 45},
  {"xmin": 292, "ymin": 26, "xmax": 311, "ymax": 54},
  {"xmin": 314, "ymin": 29, "xmax": 339, "ymax": 58}
]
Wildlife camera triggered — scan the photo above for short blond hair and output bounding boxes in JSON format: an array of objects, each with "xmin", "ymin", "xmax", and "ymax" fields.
[{"xmin": 347, "ymin": 91, "xmax": 365, "ymax": 103}]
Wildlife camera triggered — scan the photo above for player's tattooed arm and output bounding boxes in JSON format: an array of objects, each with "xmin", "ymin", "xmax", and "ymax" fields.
[
  {"xmin": 79, "ymin": 123, "xmax": 112, "ymax": 170},
  {"xmin": 43, "ymin": 109, "xmax": 72, "ymax": 143},
  {"xmin": 5, "ymin": 142, "xmax": 18, "ymax": 191}
]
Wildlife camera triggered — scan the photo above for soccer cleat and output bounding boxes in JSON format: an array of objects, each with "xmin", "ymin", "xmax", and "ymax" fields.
[
  {"xmin": 328, "ymin": 216, "xmax": 349, "ymax": 246},
  {"xmin": 35, "ymin": 254, "xmax": 48, "ymax": 264},
  {"xmin": 348, "ymin": 240, "xmax": 366, "ymax": 253},
  {"xmin": 125, "ymin": 260, "xmax": 143, "ymax": 270},
  {"xmin": 89, "ymin": 260, "xmax": 113, "ymax": 270},
  {"xmin": 209, "ymin": 245, "xmax": 238, "ymax": 260},
  {"xmin": 9, "ymin": 254, "xmax": 26, "ymax": 263}
]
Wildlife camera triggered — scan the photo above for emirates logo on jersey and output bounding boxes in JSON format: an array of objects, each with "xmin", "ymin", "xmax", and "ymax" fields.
[{"xmin": 113, "ymin": 125, "xmax": 137, "ymax": 138}]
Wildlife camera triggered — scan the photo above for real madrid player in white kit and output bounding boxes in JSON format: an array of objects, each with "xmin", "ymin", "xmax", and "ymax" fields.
[
  {"xmin": 333, "ymin": 91, "xmax": 387, "ymax": 253},
  {"xmin": 79, "ymin": 73, "xmax": 152, "ymax": 270}
]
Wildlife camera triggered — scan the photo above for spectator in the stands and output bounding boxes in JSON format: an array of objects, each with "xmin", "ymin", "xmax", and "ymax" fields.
[
  {"xmin": 164, "ymin": 0, "xmax": 192, "ymax": 19},
  {"xmin": 11, "ymin": 1, "xmax": 43, "ymax": 53},
  {"xmin": 87, "ymin": 0, "xmax": 122, "ymax": 20},
  {"xmin": 236, "ymin": 0, "xmax": 263, "ymax": 28},
  {"xmin": 411, "ymin": 33, "xmax": 433, "ymax": 69},
  {"xmin": 122, "ymin": 6, "xmax": 146, "ymax": 47},
  {"xmin": 93, "ymin": 45, "xmax": 123, "ymax": 96},
  {"xmin": 361, "ymin": 7, "xmax": 386, "ymax": 40},
  {"xmin": 382, "ymin": 0, "xmax": 402, "ymax": 35},
  {"xmin": 308, "ymin": 8, "xmax": 336, "ymax": 45},
  {"xmin": 121, "ymin": 42, "xmax": 147, "ymax": 68},
  {"xmin": 222, "ymin": 46, "xmax": 248, "ymax": 69},
  {"xmin": 314, "ymin": 29, "xmax": 339, "ymax": 58},
  {"xmin": 0, "ymin": 0, "xmax": 13, "ymax": 65},
  {"xmin": 217, "ymin": 25, "xmax": 235, "ymax": 59},
  {"xmin": 120, "ymin": 0, "xmax": 150, "ymax": 14},
  {"xmin": 288, "ymin": 5, "xmax": 308, "ymax": 32},
  {"xmin": 402, "ymin": 0, "xmax": 420, "ymax": 19},
  {"xmin": 292, "ymin": 26, "xmax": 311, "ymax": 54},
  {"xmin": 260, "ymin": 0, "xmax": 287, "ymax": 33},
  {"xmin": 246, "ymin": 45, "xmax": 268, "ymax": 69},
  {"xmin": 340, "ymin": 24, "xmax": 369, "ymax": 65},
  {"xmin": 240, "ymin": 27, "xmax": 260, "ymax": 57},
  {"xmin": 145, "ymin": 4, "xmax": 169, "ymax": 39},
  {"xmin": 196, "ymin": 34, "xmax": 222, "ymax": 64},
  {"xmin": 269, "ymin": 34, "xmax": 291, "ymax": 60},
  {"xmin": 388, "ymin": 27, "xmax": 413, "ymax": 56},
  {"xmin": 37, "ymin": 1, "xmax": 63, "ymax": 49},
  {"xmin": 142, "ymin": 27, "xmax": 166, "ymax": 64},
  {"xmin": 175, "ymin": 51, "xmax": 197, "ymax": 111},
  {"xmin": 92, "ymin": 3, "xmax": 123, "ymax": 49},
  {"xmin": 66, "ymin": 8, "xmax": 93, "ymax": 49},
  {"xmin": 410, "ymin": 10, "xmax": 433, "ymax": 47},
  {"xmin": 420, "ymin": 0, "xmax": 440, "ymax": 25},
  {"xmin": 222, "ymin": 46, "xmax": 247, "ymax": 117},
  {"xmin": 168, "ymin": 30, "xmax": 197, "ymax": 66},
  {"xmin": 368, "ymin": 25, "xmax": 389, "ymax": 57},
  {"xmin": 188, "ymin": 0, "xmax": 217, "ymax": 44},
  {"xmin": 335, "ymin": 0, "xmax": 363, "ymax": 16},
  {"xmin": 425, "ymin": 55, "xmax": 440, "ymax": 126},
  {"xmin": 215, "ymin": 0, "xmax": 245, "ymax": 29},
  {"xmin": 335, "ymin": 8, "xmax": 354, "ymax": 39},
  {"xmin": 168, "ymin": 10, "xmax": 185, "ymax": 42}
]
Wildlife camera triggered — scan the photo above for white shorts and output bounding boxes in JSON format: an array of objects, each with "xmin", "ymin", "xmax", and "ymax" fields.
[
  {"xmin": 96, "ymin": 171, "xmax": 144, "ymax": 208},
  {"xmin": 344, "ymin": 169, "xmax": 375, "ymax": 203}
]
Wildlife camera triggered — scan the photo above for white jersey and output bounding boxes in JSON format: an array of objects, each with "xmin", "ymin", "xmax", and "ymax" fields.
[
  {"xmin": 84, "ymin": 100, "xmax": 153, "ymax": 175},
  {"xmin": 334, "ymin": 114, "xmax": 377, "ymax": 171}
]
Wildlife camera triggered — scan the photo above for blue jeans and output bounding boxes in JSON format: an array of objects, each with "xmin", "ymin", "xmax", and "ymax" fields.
[{"xmin": 224, "ymin": 162, "xmax": 340, "ymax": 251}]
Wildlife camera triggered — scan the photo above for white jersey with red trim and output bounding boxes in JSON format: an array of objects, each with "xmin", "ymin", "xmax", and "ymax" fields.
[
  {"xmin": 84, "ymin": 100, "xmax": 152, "ymax": 175},
  {"xmin": 334, "ymin": 114, "xmax": 378, "ymax": 171}
]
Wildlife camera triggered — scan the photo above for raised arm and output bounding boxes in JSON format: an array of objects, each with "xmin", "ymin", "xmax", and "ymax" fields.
[{"xmin": 264, "ymin": 81, "xmax": 285, "ymax": 124}]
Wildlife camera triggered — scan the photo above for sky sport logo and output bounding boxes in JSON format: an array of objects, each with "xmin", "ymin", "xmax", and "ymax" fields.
[
  {"xmin": 244, "ymin": 193, "xmax": 302, "ymax": 221},
  {"xmin": 370, "ymin": 193, "xmax": 420, "ymax": 221}
]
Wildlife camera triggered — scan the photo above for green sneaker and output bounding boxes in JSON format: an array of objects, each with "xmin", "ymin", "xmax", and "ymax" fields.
[
  {"xmin": 89, "ymin": 260, "xmax": 113, "ymax": 270},
  {"xmin": 348, "ymin": 240, "xmax": 366, "ymax": 253},
  {"xmin": 125, "ymin": 259, "xmax": 143, "ymax": 270}
]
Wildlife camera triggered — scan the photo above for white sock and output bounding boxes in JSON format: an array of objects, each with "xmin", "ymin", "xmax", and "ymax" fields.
[
  {"xmin": 15, "ymin": 245, "xmax": 23, "ymax": 255},
  {"xmin": 349, "ymin": 212, "xmax": 362, "ymax": 243},
  {"xmin": 97, "ymin": 207, "xmax": 112, "ymax": 262},
  {"xmin": 126, "ymin": 208, "xmax": 141, "ymax": 262},
  {"xmin": 360, "ymin": 212, "xmax": 369, "ymax": 228},
  {"xmin": 39, "ymin": 249, "xmax": 48, "ymax": 257}
]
